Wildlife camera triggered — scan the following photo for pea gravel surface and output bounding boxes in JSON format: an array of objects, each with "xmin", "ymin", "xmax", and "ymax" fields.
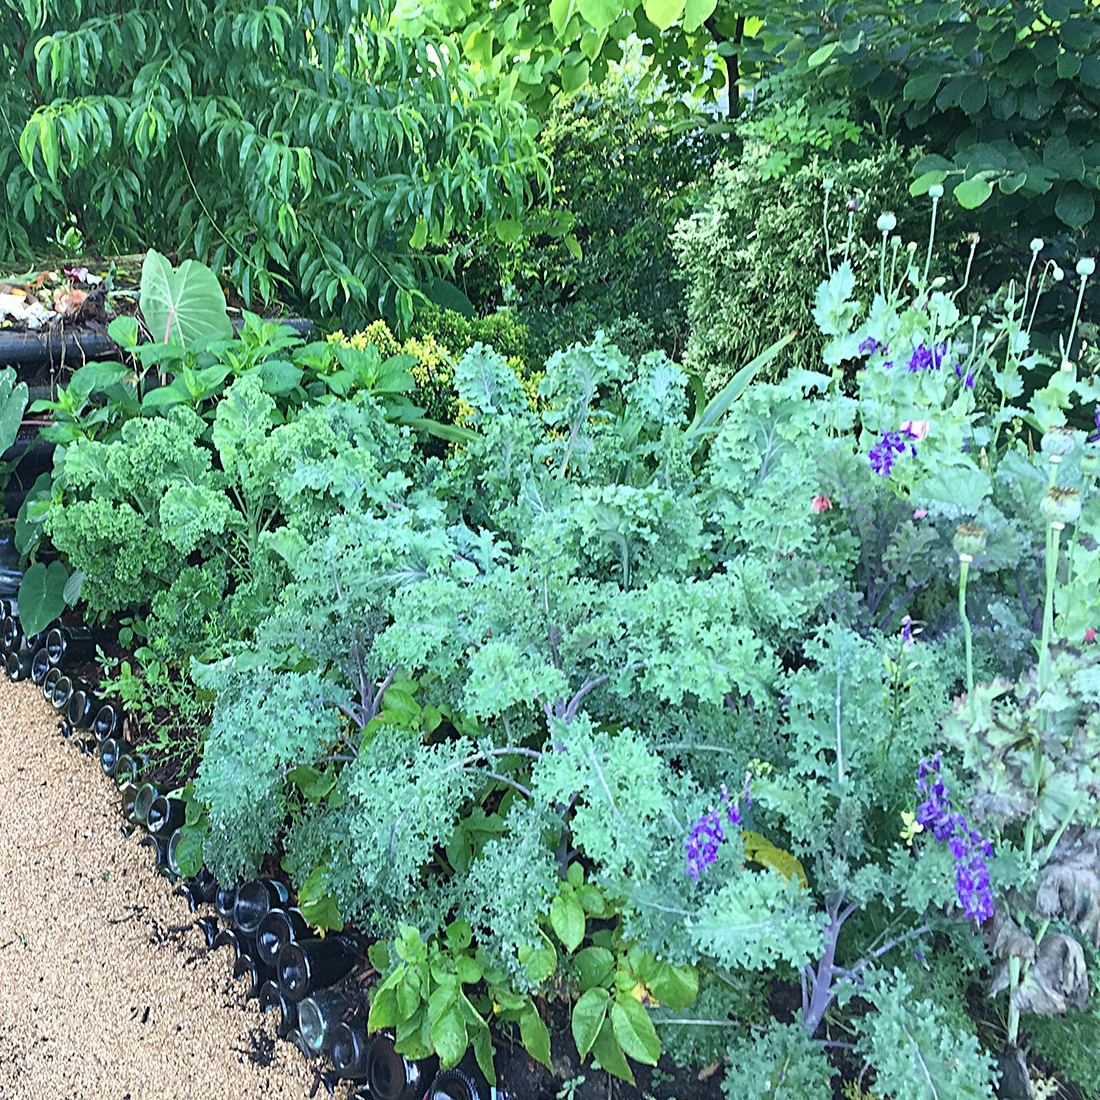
[{"xmin": 0, "ymin": 679, "xmax": 319, "ymax": 1100}]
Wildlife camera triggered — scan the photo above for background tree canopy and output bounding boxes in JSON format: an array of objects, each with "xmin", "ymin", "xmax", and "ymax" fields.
[{"xmin": 0, "ymin": 0, "xmax": 545, "ymax": 326}]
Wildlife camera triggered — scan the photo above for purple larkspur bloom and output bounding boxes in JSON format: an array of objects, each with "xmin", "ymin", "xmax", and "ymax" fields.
[
  {"xmin": 916, "ymin": 755, "xmax": 994, "ymax": 923},
  {"xmin": 955, "ymin": 363, "xmax": 975, "ymax": 388},
  {"xmin": 685, "ymin": 780, "xmax": 750, "ymax": 881},
  {"xmin": 869, "ymin": 430, "xmax": 909, "ymax": 476},
  {"xmin": 859, "ymin": 337, "xmax": 881, "ymax": 356},
  {"xmin": 1090, "ymin": 405, "xmax": 1100, "ymax": 444},
  {"xmin": 907, "ymin": 342, "xmax": 950, "ymax": 372},
  {"xmin": 684, "ymin": 809, "xmax": 725, "ymax": 882}
]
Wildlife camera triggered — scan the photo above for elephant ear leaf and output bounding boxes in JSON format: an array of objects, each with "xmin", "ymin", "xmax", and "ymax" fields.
[
  {"xmin": 140, "ymin": 249, "xmax": 233, "ymax": 347},
  {"xmin": 18, "ymin": 560, "xmax": 70, "ymax": 635}
]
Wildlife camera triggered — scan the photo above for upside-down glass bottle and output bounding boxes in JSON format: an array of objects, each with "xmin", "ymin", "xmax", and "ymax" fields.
[
  {"xmin": 276, "ymin": 935, "xmax": 361, "ymax": 1001},
  {"xmin": 363, "ymin": 1033, "xmax": 436, "ymax": 1100}
]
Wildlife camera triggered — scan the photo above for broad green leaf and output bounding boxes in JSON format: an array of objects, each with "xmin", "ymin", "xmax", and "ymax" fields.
[
  {"xmin": 297, "ymin": 865, "xmax": 344, "ymax": 931},
  {"xmin": 683, "ymin": 0, "xmax": 717, "ymax": 32},
  {"xmin": 0, "ymin": 368, "xmax": 28, "ymax": 455},
  {"xmin": 645, "ymin": 961, "xmax": 698, "ymax": 1010},
  {"xmin": 610, "ymin": 996, "xmax": 660, "ymax": 1065},
  {"xmin": 61, "ymin": 570, "xmax": 85, "ymax": 605},
  {"xmin": 550, "ymin": 893, "xmax": 586, "ymax": 952},
  {"xmin": 140, "ymin": 249, "xmax": 233, "ymax": 346},
  {"xmin": 18, "ymin": 560, "xmax": 70, "ymax": 635},
  {"xmin": 590, "ymin": 1016, "xmax": 634, "ymax": 1083},
  {"xmin": 519, "ymin": 940, "xmax": 557, "ymax": 984},
  {"xmin": 572, "ymin": 986, "xmax": 610, "ymax": 1060},
  {"xmin": 15, "ymin": 471, "xmax": 52, "ymax": 556},
  {"xmin": 909, "ymin": 169, "xmax": 948, "ymax": 196},
  {"xmin": 430, "ymin": 1004, "xmax": 468, "ymax": 1066},
  {"xmin": 578, "ymin": 0, "xmax": 618, "ymax": 31},
  {"xmin": 108, "ymin": 315, "xmax": 140, "ymax": 350},
  {"xmin": 1054, "ymin": 183, "xmax": 1095, "ymax": 229},
  {"xmin": 807, "ymin": 41, "xmax": 837, "ymax": 67},
  {"xmin": 287, "ymin": 765, "xmax": 337, "ymax": 801},
  {"xmin": 560, "ymin": 55, "xmax": 590, "ymax": 93},
  {"xmin": 409, "ymin": 216, "xmax": 428, "ymax": 249},
  {"xmin": 520, "ymin": 1004, "xmax": 552, "ymax": 1068},
  {"xmin": 953, "ymin": 177, "xmax": 994, "ymax": 209},
  {"xmin": 171, "ymin": 826, "xmax": 205, "ymax": 878},
  {"xmin": 573, "ymin": 946, "xmax": 615, "ymax": 990},
  {"xmin": 550, "ymin": 0, "xmax": 575, "ymax": 34},
  {"xmin": 643, "ymin": 0, "xmax": 683, "ymax": 31}
]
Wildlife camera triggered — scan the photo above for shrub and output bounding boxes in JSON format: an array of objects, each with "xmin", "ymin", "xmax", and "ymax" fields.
[{"xmin": 674, "ymin": 141, "xmax": 965, "ymax": 392}]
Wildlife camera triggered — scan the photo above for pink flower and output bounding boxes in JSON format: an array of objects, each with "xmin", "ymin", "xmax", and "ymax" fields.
[
  {"xmin": 913, "ymin": 509, "xmax": 929, "ymax": 520},
  {"xmin": 811, "ymin": 495, "xmax": 833, "ymax": 512},
  {"xmin": 901, "ymin": 419, "xmax": 931, "ymax": 441},
  {"xmin": 1086, "ymin": 629, "xmax": 1097, "ymax": 643}
]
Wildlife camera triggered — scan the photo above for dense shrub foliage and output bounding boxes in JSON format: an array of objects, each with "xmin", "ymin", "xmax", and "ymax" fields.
[
  {"xmin": 0, "ymin": 0, "xmax": 543, "ymax": 327},
  {"xmin": 466, "ymin": 86, "xmax": 722, "ymax": 364},
  {"xmin": 676, "ymin": 142, "xmax": 939, "ymax": 390}
]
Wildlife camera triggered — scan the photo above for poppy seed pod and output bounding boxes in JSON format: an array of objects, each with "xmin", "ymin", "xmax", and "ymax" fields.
[
  {"xmin": 953, "ymin": 523, "xmax": 988, "ymax": 559},
  {"xmin": 1041, "ymin": 487, "xmax": 1082, "ymax": 526},
  {"xmin": 1040, "ymin": 425, "xmax": 1077, "ymax": 458}
]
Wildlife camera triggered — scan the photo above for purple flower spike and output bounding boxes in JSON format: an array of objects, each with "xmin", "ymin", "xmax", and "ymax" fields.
[
  {"xmin": 915, "ymin": 755, "xmax": 995, "ymax": 923},
  {"xmin": 685, "ymin": 779, "xmax": 750, "ymax": 881},
  {"xmin": 869, "ymin": 430, "xmax": 909, "ymax": 476}
]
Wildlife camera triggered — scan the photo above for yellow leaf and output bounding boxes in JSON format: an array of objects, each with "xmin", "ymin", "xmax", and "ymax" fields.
[{"xmin": 741, "ymin": 830, "xmax": 809, "ymax": 888}]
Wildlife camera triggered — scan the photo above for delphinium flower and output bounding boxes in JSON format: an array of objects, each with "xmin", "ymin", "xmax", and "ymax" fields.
[
  {"xmin": 915, "ymin": 754, "xmax": 994, "ymax": 923},
  {"xmin": 906, "ymin": 341, "xmax": 950, "ymax": 372},
  {"xmin": 869, "ymin": 430, "xmax": 907, "ymax": 475},
  {"xmin": 954, "ymin": 363, "xmax": 975, "ymax": 387},
  {"xmin": 870, "ymin": 421, "xmax": 926, "ymax": 475},
  {"xmin": 684, "ymin": 779, "xmax": 749, "ymax": 881},
  {"xmin": 1090, "ymin": 405, "xmax": 1100, "ymax": 444},
  {"xmin": 859, "ymin": 336, "xmax": 882, "ymax": 357}
]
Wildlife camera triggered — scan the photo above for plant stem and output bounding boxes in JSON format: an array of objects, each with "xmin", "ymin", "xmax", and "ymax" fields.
[
  {"xmin": 958, "ymin": 555, "xmax": 974, "ymax": 695},
  {"xmin": 922, "ymin": 196, "xmax": 940, "ymax": 289},
  {"xmin": 1065, "ymin": 268, "xmax": 1092, "ymax": 365}
]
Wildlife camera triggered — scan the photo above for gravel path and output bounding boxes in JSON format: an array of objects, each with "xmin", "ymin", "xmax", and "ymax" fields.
[{"xmin": 0, "ymin": 679, "xmax": 318, "ymax": 1100}]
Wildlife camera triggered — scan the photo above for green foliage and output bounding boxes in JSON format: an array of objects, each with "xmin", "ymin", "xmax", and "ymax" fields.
[
  {"xmin": 25, "ymin": 195, "xmax": 1100, "ymax": 1097},
  {"xmin": 190, "ymin": 666, "xmax": 345, "ymax": 881},
  {"xmin": 723, "ymin": 1023, "xmax": 833, "ymax": 1100},
  {"xmin": 674, "ymin": 142, "xmax": 946, "ymax": 389},
  {"xmin": 754, "ymin": 0, "xmax": 1100, "ymax": 244},
  {"xmin": 469, "ymin": 85, "xmax": 722, "ymax": 364},
  {"xmin": 1027, "ymin": 1002, "xmax": 1100, "ymax": 1098},
  {"xmin": 858, "ymin": 970, "xmax": 997, "ymax": 1099},
  {"xmin": 2, "ymin": 0, "xmax": 544, "ymax": 328}
]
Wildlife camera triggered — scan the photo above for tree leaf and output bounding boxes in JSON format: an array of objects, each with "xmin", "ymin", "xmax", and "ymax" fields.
[
  {"xmin": 578, "ymin": 0, "xmax": 619, "ymax": 31},
  {"xmin": 682, "ymin": 0, "xmax": 717, "ymax": 33},
  {"xmin": 953, "ymin": 177, "xmax": 994, "ymax": 208},
  {"xmin": 643, "ymin": 0, "xmax": 684, "ymax": 32},
  {"xmin": 807, "ymin": 42, "xmax": 837, "ymax": 67},
  {"xmin": 1054, "ymin": 183, "xmax": 1095, "ymax": 229}
]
